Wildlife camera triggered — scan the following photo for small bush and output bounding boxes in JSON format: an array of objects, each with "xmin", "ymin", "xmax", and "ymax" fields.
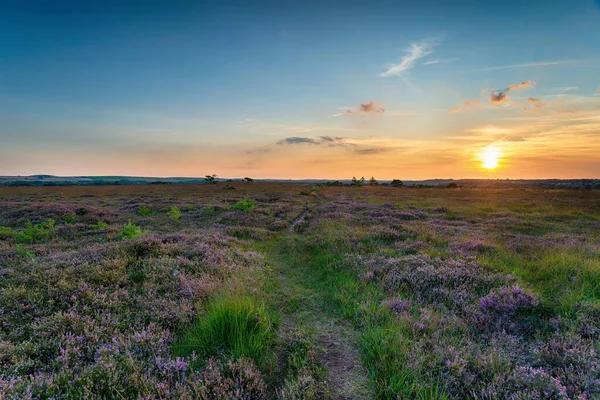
[
  {"xmin": 232, "ymin": 197, "xmax": 256, "ymax": 213},
  {"xmin": 167, "ymin": 206, "xmax": 181, "ymax": 221},
  {"xmin": 203, "ymin": 205, "xmax": 216, "ymax": 215},
  {"xmin": 0, "ymin": 226, "xmax": 15, "ymax": 240},
  {"xmin": 63, "ymin": 212, "xmax": 77, "ymax": 224},
  {"xmin": 119, "ymin": 221, "xmax": 142, "ymax": 240},
  {"xmin": 90, "ymin": 221, "xmax": 109, "ymax": 229},
  {"xmin": 137, "ymin": 205, "xmax": 155, "ymax": 217},
  {"xmin": 15, "ymin": 219, "xmax": 55, "ymax": 243},
  {"xmin": 14, "ymin": 244, "xmax": 34, "ymax": 258}
]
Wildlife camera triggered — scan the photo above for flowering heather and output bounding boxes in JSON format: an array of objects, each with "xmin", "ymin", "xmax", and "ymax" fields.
[
  {"xmin": 1, "ymin": 184, "xmax": 600, "ymax": 399},
  {"xmin": 381, "ymin": 298, "xmax": 411, "ymax": 314},
  {"xmin": 0, "ymin": 227, "xmax": 266, "ymax": 397}
]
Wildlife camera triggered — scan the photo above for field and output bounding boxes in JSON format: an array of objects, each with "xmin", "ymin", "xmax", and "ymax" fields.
[{"xmin": 1, "ymin": 183, "xmax": 599, "ymax": 399}]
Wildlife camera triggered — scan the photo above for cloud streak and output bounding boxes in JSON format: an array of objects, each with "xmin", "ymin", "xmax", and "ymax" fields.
[
  {"xmin": 334, "ymin": 101, "xmax": 385, "ymax": 116},
  {"xmin": 482, "ymin": 60, "xmax": 581, "ymax": 71},
  {"xmin": 380, "ymin": 39, "xmax": 438, "ymax": 77}
]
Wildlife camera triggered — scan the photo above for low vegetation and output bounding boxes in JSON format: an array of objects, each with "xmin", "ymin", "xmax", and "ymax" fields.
[{"xmin": 0, "ymin": 183, "xmax": 598, "ymax": 399}]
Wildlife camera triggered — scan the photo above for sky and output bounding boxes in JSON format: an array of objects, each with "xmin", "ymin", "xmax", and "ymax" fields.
[{"xmin": 1, "ymin": 0, "xmax": 600, "ymax": 179}]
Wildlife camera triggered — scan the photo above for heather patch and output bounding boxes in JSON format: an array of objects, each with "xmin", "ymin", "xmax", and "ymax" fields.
[{"xmin": 0, "ymin": 229, "xmax": 265, "ymax": 398}]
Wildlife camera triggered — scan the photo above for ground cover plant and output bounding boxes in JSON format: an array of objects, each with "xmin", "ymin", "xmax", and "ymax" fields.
[{"xmin": 0, "ymin": 183, "xmax": 599, "ymax": 399}]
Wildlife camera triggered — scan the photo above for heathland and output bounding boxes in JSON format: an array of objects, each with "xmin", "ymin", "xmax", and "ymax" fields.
[{"xmin": 0, "ymin": 183, "xmax": 599, "ymax": 399}]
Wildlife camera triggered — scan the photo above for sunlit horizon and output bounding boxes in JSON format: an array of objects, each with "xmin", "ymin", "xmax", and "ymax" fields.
[{"xmin": 1, "ymin": 1, "xmax": 600, "ymax": 179}]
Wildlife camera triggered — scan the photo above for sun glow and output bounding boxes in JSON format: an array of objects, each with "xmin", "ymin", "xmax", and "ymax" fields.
[{"xmin": 480, "ymin": 145, "xmax": 501, "ymax": 170}]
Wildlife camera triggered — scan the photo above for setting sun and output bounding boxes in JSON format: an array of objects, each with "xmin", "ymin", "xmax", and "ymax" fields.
[{"xmin": 480, "ymin": 145, "xmax": 501, "ymax": 170}]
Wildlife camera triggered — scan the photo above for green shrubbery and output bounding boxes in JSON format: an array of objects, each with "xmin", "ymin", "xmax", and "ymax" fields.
[
  {"xmin": 63, "ymin": 212, "xmax": 77, "ymax": 224},
  {"xmin": 90, "ymin": 221, "xmax": 109, "ymax": 229},
  {"xmin": 16, "ymin": 219, "xmax": 55, "ymax": 243},
  {"xmin": 119, "ymin": 221, "xmax": 142, "ymax": 240},
  {"xmin": 167, "ymin": 206, "xmax": 181, "ymax": 221},
  {"xmin": 137, "ymin": 205, "xmax": 155, "ymax": 217},
  {"xmin": 0, "ymin": 226, "xmax": 15, "ymax": 240},
  {"xmin": 232, "ymin": 197, "xmax": 256, "ymax": 213}
]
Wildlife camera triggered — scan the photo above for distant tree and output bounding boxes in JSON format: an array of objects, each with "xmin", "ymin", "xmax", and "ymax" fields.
[
  {"xmin": 326, "ymin": 180, "xmax": 343, "ymax": 187},
  {"xmin": 391, "ymin": 179, "xmax": 404, "ymax": 187},
  {"xmin": 244, "ymin": 177, "xmax": 254, "ymax": 183},
  {"xmin": 369, "ymin": 177, "xmax": 378, "ymax": 186},
  {"xmin": 351, "ymin": 177, "xmax": 363, "ymax": 187},
  {"xmin": 446, "ymin": 182, "xmax": 460, "ymax": 188},
  {"xmin": 205, "ymin": 174, "xmax": 217, "ymax": 184},
  {"xmin": 360, "ymin": 176, "xmax": 366, "ymax": 185}
]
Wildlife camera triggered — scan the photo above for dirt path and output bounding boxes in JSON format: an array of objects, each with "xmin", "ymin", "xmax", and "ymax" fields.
[
  {"xmin": 267, "ymin": 222, "xmax": 373, "ymax": 399},
  {"xmin": 288, "ymin": 210, "xmax": 308, "ymax": 233},
  {"xmin": 314, "ymin": 320, "xmax": 371, "ymax": 399}
]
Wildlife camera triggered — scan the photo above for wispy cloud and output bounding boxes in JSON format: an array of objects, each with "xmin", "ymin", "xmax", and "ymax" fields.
[
  {"xmin": 482, "ymin": 60, "xmax": 581, "ymax": 71},
  {"xmin": 423, "ymin": 57, "xmax": 456, "ymax": 66},
  {"xmin": 276, "ymin": 136, "xmax": 347, "ymax": 146},
  {"xmin": 273, "ymin": 136, "xmax": 393, "ymax": 155},
  {"xmin": 448, "ymin": 100, "xmax": 481, "ymax": 113},
  {"xmin": 489, "ymin": 81, "xmax": 535, "ymax": 104},
  {"xmin": 525, "ymin": 97, "xmax": 545, "ymax": 110},
  {"xmin": 508, "ymin": 80, "xmax": 536, "ymax": 90},
  {"xmin": 276, "ymin": 137, "xmax": 318, "ymax": 145},
  {"xmin": 380, "ymin": 39, "xmax": 438, "ymax": 77},
  {"xmin": 334, "ymin": 101, "xmax": 385, "ymax": 116},
  {"xmin": 555, "ymin": 86, "xmax": 578, "ymax": 93}
]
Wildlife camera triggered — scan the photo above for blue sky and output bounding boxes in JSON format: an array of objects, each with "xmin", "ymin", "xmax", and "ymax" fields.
[{"xmin": 1, "ymin": 0, "xmax": 600, "ymax": 178}]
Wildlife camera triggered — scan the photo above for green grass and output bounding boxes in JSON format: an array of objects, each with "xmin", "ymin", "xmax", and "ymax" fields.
[
  {"xmin": 271, "ymin": 228, "xmax": 449, "ymax": 399},
  {"xmin": 174, "ymin": 295, "xmax": 277, "ymax": 369}
]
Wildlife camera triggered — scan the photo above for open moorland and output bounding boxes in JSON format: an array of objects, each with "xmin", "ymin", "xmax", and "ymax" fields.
[{"xmin": 1, "ymin": 183, "xmax": 599, "ymax": 399}]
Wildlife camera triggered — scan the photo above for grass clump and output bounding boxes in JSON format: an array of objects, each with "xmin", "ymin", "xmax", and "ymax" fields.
[
  {"xmin": 232, "ymin": 197, "xmax": 256, "ymax": 213},
  {"xmin": 167, "ymin": 205, "xmax": 181, "ymax": 221},
  {"xmin": 175, "ymin": 295, "xmax": 277, "ymax": 368},
  {"xmin": 119, "ymin": 221, "xmax": 142, "ymax": 240}
]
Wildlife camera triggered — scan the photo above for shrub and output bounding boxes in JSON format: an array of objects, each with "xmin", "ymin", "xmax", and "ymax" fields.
[
  {"xmin": 381, "ymin": 298, "xmax": 411, "ymax": 314},
  {"xmin": 119, "ymin": 221, "xmax": 143, "ymax": 240},
  {"xmin": 14, "ymin": 219, "xmax": 55, "ymax": 243},
  {"xmin": 137, "ymin": 205, "xmax": 155, "ymax": 217},
  {"xmin": 167, "ymin": 206, "xmax": 181, "ymax": 221},
  {"xmin": 203, "ymin": 205, "xmax": 216, "ymax": 215},
  {"xmin": 14, "ymin": 244, "xmax": 34, "ymax": 258},
  {"xmin": 474, "ymin": 285, "xmax": 538, "ymax": 333},
  {"xmin": 90, "ymin": 221, "xmax": 109, "ymax": 229},
  {"xmin": 64, "ymin": 212, "xmax": 77, "ymax": 224},
  {"xmin": 391, "ymin": 179, "xmax": 404, "ymax": 187},
  {"xmin": 232, "ymin": 198, "xmax": 256, "ymax": 213},
  {"xmin": 0, "ymin": 226, "xmax": 15, "ymax": 240}
]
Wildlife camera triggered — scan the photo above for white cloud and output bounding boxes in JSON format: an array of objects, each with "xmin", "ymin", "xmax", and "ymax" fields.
[
  {"xmin": 482, "ymin": 60, "xmax": 581, "ymax": 71},
  {"xmin": 380, "ymin": 39, "xmax": 439, "ymax": 77}
]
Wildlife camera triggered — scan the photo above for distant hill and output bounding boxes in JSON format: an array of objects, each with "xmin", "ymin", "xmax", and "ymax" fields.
[{"xmin": 0, "ymin": 175, "xmax": 598, "ymax": 189}]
